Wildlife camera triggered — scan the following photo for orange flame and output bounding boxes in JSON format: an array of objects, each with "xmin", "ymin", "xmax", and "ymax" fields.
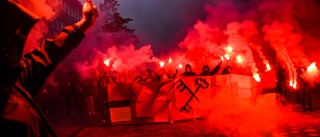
[
  {"xmin": 221, "ymin": 56, "xmax": 224, "ymax": 61},
  {"xmin": 226, "ymin": 46, "xmax": 233, "ymax": 53},
  {"xmin": 224, "ymin": 54, "xmax": 230, "ymax": 60},
  {"xmin": 289, "ymin": 79, "xmax": 297, "ymax": 89},
  {"xmin": 168, "ymin": 58, "xmax": 172, "ymax": 64},
  {"xmin": 179, "ymin": 63, "xmax": 183, "ymax": 69},
  {"xmin": 253, "ymin": 73, "xmax": 261, "ymax": 82},
  {"xmin": 160, "ymin": 61, "xmax": 165, "ymax": 68},
  {"xmin": 266, "ymin": 63, "xmax": 271, "ymax": 71},
  {"xmin": 236, "ymin": 55, "xmax": 243, "ymax": 63},
  {"xmin": 289, "ymin": 80, "xmax": 293, "ymax": 87},
  {"xmin": 104, "ymin": 59, "xmax": 110, "ymax": 67},
  {"xmin": 293, "ymin": 82, "xmax": 297, "ymax": 89},
  {"xmin": 307, "ymin": 62, "xmax": 318, "ymax": 74}
]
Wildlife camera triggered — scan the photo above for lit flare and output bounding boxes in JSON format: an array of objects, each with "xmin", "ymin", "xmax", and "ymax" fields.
[
  {"xmin": 226, "ymin": 46, "xmax": 233, "ymax": 53},
  {"xmin": 224, "ymin": 54, "xmax": 230, "ymax": 60},
  {"xmin": 266, "ymin": 63, "xmax": 271, "ymax": 71},
  {"xmin": 307, "ymin": 62, "xmax": 318, "ymax": 74},
  {"xmin": 236, "ymin": 55, "xmax": 243, "ymax": 63},
  {"xmin": 104, "ymin": 59, "xmax": 110, "ymax": 67},
  {"xmin": 160, "ymin": 61, "xmax": 165, "ymax": 68},
  {"xmin": 253, "ymin": 73, "xmax": 261, "ymax": 82}
]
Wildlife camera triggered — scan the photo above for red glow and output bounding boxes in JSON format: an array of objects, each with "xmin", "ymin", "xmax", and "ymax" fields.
[
  {"xmin": 253, "ymin": 73, "xmax": 261, "ymax": 82},
  {"xmin": 236, "ymin": 55, "xmax": 243, "ymax": 63},
  {"xmin": 289, "ymin": 79, "xmax": 297, "ymax": 89},
  {"xmin": 168, "ymin": 58, "xmax": 172, "ymax": 64},
  {"xmin": 266, "ymin": 63, "xmax": 271, "ymax": 71},
  {"xmin": 224, "ymin": 54, "xmax": 230, "ymax": 60},
  {"xmin": 160, "ymin": 61, "xmax": 165, "ymax": 68},
  {"xmin": 104, "ymin": 59, "xmax": 110, "ymax": 67},
  {"xmin": 307, "ymin": 62, "xmax": 318, "ymax": 74},
  {"xmin": 179, "ymin": 63, "xmax": 183, "ymax": 69},
  {"xmin": 226, "ymin": 45, "xmax": 233, "ymax": 53}
]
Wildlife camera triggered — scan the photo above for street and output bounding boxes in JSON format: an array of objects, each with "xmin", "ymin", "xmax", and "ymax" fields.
[{"xmin": 50, "ymin": 109, "xmax": 320, "ymax": 137}]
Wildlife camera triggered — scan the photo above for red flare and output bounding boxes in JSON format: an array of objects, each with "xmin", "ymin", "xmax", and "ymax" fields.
[
  {"xmin": 160, "ymin": 61, "xmax": 165, "ymax": 68},
  {"xmin": 307, "ymin": 62, "xmax": 318, "ymax": 74},
  {"xmin": 253, "ymin": 73, "xmax": 261, "ymax": 82},
  {"xmin": 224, "ymin": 54, "xmax": 230, "ymax": 60},
  {"xmin": 104, "ymin": 59, "xmax": 110, "ymax": 67},
  {"xmin": 266, "ymin": 63, "xmax": 271, "ymax": 71},
  {"xmin": 236, "ymin": 55, "xmax": 243, "ymax": 63},
  {"xmin": 179, "ymin": 63, "xmax": 183, "ymax": 69},
  {"xmin": 226, "ymin": 45, "xmax": 233, "ymax": 53}
]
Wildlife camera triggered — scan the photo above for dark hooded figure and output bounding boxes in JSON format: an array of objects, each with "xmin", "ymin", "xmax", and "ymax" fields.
[
  {"xmin": 143, "ymin": 68, "xmax": 158, "ymax": 82},
  {"xmin": 199, "ymin": 65, "xmax": 210, "ymax": 76},
  {"xmin": 222, "ymin": 66, "xmax": 233, "ymax": 75},
  {"xmin": 199, "ymin": 61, "xmax": 222, "ymax": 76},
  {"xmin": 0, "ymin": 1, "xmax": 98, "ymax": 136},
  {"xmin": 181, "ymin": 64, "xmax": 198, "ymax": 76},
  {"xmin": 297, "ymin": 67, "xmax": 313, "ymax": 112}
]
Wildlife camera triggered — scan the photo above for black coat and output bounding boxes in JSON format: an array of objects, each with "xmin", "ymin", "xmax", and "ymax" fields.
[{"xmin": 0, "ymin": 25, "xmax": 85, "ymax": 136}]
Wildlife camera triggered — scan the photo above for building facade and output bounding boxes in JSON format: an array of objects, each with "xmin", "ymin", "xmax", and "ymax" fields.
[
  {"xmin": 48, "ymin": 0, "xmax": 83, "ymax": 75},
  {"xmin": 49, "ymin": 0, "xmax": 82, "ymax": 36}
]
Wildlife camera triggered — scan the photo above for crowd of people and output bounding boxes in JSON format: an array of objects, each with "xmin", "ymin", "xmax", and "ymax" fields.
[
  {"xmin": 105, "ymin": 60, "xmax": 231, "ymax": 83},
  {"xmin": 0, "ymin": 0, "xmax": 315, "ymax": 136},
  {"xmin": 275, "ymin": 64, "xmax": 313, "ymax": 112},
  {"xmin": 36, "ymin": 61, "xmax": 233, "ymax": 125}
]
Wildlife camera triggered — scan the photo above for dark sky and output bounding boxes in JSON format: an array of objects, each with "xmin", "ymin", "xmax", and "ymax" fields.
[
  {"xmin": 115, "ymin": 0, "xmax": 209, "ymax": 56},
  {"xmin": 80, "ymin": 0, "xmax": 320, "ymax": 66}
]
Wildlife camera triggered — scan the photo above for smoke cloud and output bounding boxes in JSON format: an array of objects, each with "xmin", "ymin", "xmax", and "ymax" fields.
[
  {"xmin": 16, "ymin": 0, "xmax": 60, "ymax": 20},
  {"xmin": 24, "ymin": 0, "xmax": 320, "ymax": 136},
  {"xmin": 22, "ymin": 0, "xmax": 62, "ymax": 54}
]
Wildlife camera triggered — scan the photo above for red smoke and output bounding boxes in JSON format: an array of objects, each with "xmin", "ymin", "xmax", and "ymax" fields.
[
  {"xmin": 21, "ymin": 0, "xmax": 320, "ymax": 136},
  {"xmin": 16, "ymin": 0, "xmax": 60, "ymax": 20},
  {"xmin": 22, "ymin": 0, "xmax": 62, "ymax": 54}
]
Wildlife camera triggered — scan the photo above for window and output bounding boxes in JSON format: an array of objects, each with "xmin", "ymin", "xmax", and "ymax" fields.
[
  {"xmin": 71, "ymin": 9, "xmax": 74, "ymax": 18},
  {"xmin": 61, "ymin": 22, "xmax": 64, "ymax": 30},
  {"xmin": 64, "ymin": 2, "xmax": 67, "ymax": 11},
  {"xmin": 68, "ymin": 5, "xmax": 70, "ymax": 15}
]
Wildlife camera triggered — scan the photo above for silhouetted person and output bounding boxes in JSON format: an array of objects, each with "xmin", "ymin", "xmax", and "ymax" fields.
[
  {"xmin": 0, "ymin": 0, "xmax": 98, "ymax": 136},
  {"xmin": 65, "ymin": 82, "xmax": 75, "ymax": 116},
  {"xmin": 83, "ymin": 79, "xmax": 96, "ymax": 115},
  {"xmin": 210, "ymin": 60, "xmax": 222, "ymax": 75},
  {"xmin": 143, "ymin": 68, "xmax": 158, "ymax": 82},
  {"xmin": 199, "ymin": 61, "xmax": 222, "ymax": 76},
  {"xmin": 297, "ymin": 67, "xmax": 313, "ymax": 112},
  {"xmin": 34, "ymin": 85, "xmax": 54, "ymax": 117},
  {"xmin": 97, "ymin": 72, "xmax": 111, "ymax": 124},
  {"xmin": 199, "ymin": 65, "xmax": 211, "ymax": 76},
  {"xmin": 71, "ymin": 81, "xmax": 85, "ymax": 117},
  {"xmin": 181, "ymin": 64, "xmax": 198, "ymax": 76},
  {"xmin": 222, "ymin": 66, "xmax": 233, "ymax": 75}
]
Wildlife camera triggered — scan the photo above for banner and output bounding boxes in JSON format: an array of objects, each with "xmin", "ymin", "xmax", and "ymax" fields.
[{"xmin": 106, "ymin": 74, "xmax": 274, "ymax": 124}]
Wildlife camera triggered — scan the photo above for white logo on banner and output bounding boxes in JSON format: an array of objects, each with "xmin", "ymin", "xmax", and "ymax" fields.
[{"xmin": 175, "ymin": 77, "xmax": 211, "ymax": 118}]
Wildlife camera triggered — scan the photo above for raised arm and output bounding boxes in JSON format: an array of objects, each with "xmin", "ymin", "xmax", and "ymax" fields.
[{"xmin": 20, "ymin": 1, "xmax": 98, "ymax": 96}]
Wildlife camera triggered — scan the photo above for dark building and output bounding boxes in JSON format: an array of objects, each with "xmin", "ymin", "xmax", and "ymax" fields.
[
  {"xmin": 49, "ymin": 0, "xmax": 82, "ymax": 36},
  {"xmin": 47, "ymin": 0, "xmax": 83, "ymax": 77}
]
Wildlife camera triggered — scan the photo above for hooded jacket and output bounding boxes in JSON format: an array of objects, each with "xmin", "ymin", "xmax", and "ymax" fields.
[
  {"xmin": 181, "ymin": 64, "xmax": 197, "ymax": 76},
  {"xmin": 0, "ymin": 1, "xmax": 86, "ymax": 136}
]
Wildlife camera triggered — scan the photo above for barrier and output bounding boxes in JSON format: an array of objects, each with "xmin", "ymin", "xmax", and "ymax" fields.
[{"xmin": 106, "ymin": 74, "xmax": 276, "ymax": 125}]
